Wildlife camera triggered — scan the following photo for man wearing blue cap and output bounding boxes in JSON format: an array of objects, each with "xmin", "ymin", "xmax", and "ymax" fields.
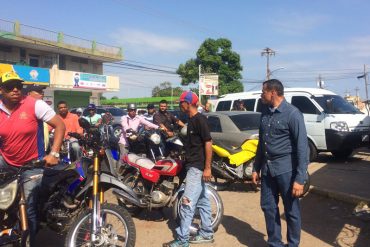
[{"xmin": 83, "ymin": 103, "xmax": 102, "ymax": 127}]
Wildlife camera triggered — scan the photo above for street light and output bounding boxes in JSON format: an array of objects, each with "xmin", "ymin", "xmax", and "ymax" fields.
[{"xmin": 267, "ymin": 67, "xmax": 285, "ymax": 78}]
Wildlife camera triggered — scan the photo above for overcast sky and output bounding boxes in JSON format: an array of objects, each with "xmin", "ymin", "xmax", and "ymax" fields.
[{"xmin": 2, "ymin": 0, "xmax": 370, "ymax": 99}]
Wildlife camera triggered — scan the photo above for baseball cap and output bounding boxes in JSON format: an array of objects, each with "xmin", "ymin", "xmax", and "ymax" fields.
[
  {"xmin": 179, "ymin": 91, "xmax": 199, "ymax": 105},
  {"xmin": 87, "ymin": 103, "xmax": 96, "ymax": 110},
  {"xmin": 23, "ymin": 84, "xmax": 47, "ymax": 94},
  {"xmin": 0, "ymin": 71, "xmax": 24, "ymax": 85},
  {"xmin": 147, "ymin": 103, "xmax": 155, "ymax": 109}
]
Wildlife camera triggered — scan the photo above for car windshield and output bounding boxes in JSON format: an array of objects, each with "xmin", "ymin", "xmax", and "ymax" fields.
[
  {"xmin": 314, "ymin": 95, "xmax": 362, "ymax": 114},
  {"xmin": 229, "ymin": 114, "xmax": 261, "ymax": 131}
]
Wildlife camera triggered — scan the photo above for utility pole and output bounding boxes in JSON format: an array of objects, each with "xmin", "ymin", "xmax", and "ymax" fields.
[
  {"xmin": 261, "ymin": 47, "xmax": 275, "ymax": 80},
  {"xmin": 364, "ymin": 64, "xmax": 368, "ymax": 102},
  {"xmin": 317, "ymin": 74, "xmax": 324, "ymax": 89}
]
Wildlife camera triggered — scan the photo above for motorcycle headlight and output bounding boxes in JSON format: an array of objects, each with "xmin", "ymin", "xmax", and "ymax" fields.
[
  {"xmin": 150, "ymin": 133, "xmax": 161, "ymax": 145},
  {"xmin": 0, "ymin": 180, "xmax": 18, "ymax": 210},
  {"xmin": 330, "ymin": 121, "xmax": 349, "ymax": 132}
]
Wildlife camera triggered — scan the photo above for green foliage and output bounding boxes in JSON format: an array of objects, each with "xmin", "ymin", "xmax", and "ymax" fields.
[
  {"xmin": 101, "ymin": 96, "xmax": 176, "ymax": 107},
  {"xmin": 152, "ymin": 81, "xmax": 183, "ymax": 97},
  {"xmin": 111, "ymin": 96, "xmax": 118, "ymax": 100},
  {"xmin": 177, "ymin": 38, "xmax": 243, "ymax": 95},
  {"xmin": 100, "ymin": 95, "xmax": 107, "ymax": 100}
]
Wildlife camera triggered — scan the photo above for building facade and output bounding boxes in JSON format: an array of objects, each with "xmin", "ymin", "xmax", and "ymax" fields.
[{"xmin": 0, "ymin": 19, "xmax": 121, "ymax": 109}]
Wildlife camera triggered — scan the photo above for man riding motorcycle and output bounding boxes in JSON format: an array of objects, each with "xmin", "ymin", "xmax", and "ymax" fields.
[
  {"xmin": 119, "ymin": 103, "xmax": 159, "ymax": 157},
  {"xmin": 56, "ymin": 100, "xmax": 83, "ymax": 161},
  {"xmin": 0, "ymin": 71, "xmax": 65, "ymax": 246}
]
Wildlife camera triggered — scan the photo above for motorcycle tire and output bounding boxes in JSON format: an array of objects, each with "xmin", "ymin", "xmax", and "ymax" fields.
[
  {"xmin": 65, "ymin": 203, "xmax": 136, "ymax": 247},
  {"xmin": 117, "ymin": 173, "xmax": 147, "ymax": 216},
  {"xmin": 172, "ymin": 184, "xmax": 224, "ymax": 235}
]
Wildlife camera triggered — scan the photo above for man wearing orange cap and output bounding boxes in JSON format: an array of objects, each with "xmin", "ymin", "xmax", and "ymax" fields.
[
  {"xmin": 0, "ymin": 72, "xmax": 65, "ymax": 246},
  {"xmin": 163, "ymin": 91, "xmax": 214, "ymax": 247}
]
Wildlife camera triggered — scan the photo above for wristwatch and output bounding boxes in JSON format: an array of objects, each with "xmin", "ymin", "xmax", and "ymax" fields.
[{"xmin": 50, "ymin": 151, "xmax": 60, "ymax": 158}]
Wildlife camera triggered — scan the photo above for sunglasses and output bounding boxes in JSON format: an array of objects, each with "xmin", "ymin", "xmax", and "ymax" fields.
[{"xmin": 1, "ymin": 82, "xmax": 23, "ymax": 92}]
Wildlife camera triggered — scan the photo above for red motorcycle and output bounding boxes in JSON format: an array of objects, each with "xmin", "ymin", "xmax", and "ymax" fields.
[{"xmin": 113, "ymin": 129, "xmax": 223, "ymax": 234}]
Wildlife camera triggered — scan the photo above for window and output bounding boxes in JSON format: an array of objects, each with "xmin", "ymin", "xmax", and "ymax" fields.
[
  {"xmin": 29, "ymin": 54, "xmax": 39, "ymax": 67},
  {"xmin": 291, "ymin": 96, "xmax": 319, "ymax": 114},
  {"xmin": 244, "ymin": 99, "xmax": 256, "ymax": 111},
  {"xmin": 229, "ymin": 114, "xmax": 261, "ymax": 131},
  {"xmin": 314, "ymin": 95, "xmax": 361, "ymax": 114},
  {"xmin": 216, "ymin": 101, "xmax": 231, "ymax": 111},
  {"xmin": 59, "ymin": 55, "xmax": 66, "ymax": 70},
  {"xmin": 256, "ymin": 99, "xmax": 263, "ymax": 112},
  {"xmin": 207, "ymin": 116, "xmax": 222, "ymax": 132}
]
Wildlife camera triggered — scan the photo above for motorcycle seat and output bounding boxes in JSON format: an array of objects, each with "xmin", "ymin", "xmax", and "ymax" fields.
[
  {"xmin": 126, "ymin": 153, "xmax": 156, "ymax": 170},
  {"xmin": 213, "ymin": 140, "xmax": 242, "ymax": 154}
]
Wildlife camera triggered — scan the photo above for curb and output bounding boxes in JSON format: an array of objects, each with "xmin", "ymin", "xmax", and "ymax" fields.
[{"xmin": 308, "ymin": 185, "xmax": 370, "ymax": 205}]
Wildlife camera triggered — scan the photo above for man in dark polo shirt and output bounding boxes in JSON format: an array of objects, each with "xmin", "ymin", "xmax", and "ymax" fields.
[
  {"xmin": 163, "ymin": 91, "xmax": 213, "ymax": 247},
  {"xmin": 153, "ymin": 99, "xmax": 185, "ymax": 137},
  {"xmin": 252, "ymin": 79, "xmax": 309, "ymax": 247}
]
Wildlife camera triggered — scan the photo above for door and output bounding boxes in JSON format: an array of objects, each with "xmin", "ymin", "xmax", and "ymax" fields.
[{"xmin": 290, "ymin": 95, "xmax": 326, "ymax": 150}]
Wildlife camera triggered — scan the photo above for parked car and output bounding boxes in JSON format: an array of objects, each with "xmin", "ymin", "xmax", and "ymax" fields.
[
  {"xmin": 70, "ymin": 106, "xmax": 126, "ymax": 138},
  {"xmin": 204, "ymin": 111, "xmax": 260, "ymax": 148}
]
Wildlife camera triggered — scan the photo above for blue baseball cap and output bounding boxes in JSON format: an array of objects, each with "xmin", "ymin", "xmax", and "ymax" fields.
[{"xmin": 87, "ymin": 103, "xmax": 96, "ymax": 110}]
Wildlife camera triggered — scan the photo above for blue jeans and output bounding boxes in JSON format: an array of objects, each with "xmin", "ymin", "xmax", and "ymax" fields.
[
  {"xmin": 0, "ymin": 156, "xmax": 43, "ymax": 247},
  {"xmin": 176, "ymin": 167, "xmax": 213, "ymax": 243},
  {"xmin": 261, "ymin": 170, "xmax": 301, "ymax": 247}
]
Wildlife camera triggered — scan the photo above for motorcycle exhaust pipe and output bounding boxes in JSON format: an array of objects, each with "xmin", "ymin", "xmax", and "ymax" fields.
[
  {"xmin": 112, "ymin": 188, "xmax": 146, "ymax": 207},
  {"xmin": 211, "ymin": 163, "xmax": 235, "ymax": 181}
]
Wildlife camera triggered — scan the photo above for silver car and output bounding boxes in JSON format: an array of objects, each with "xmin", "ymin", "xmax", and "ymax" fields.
[{"xmin": 204, "ymin": 111, "xmax": 260, "ymax": 148}]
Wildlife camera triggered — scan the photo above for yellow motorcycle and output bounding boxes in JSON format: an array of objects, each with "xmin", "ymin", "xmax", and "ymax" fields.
[
  {"xmin": 211, "ymin": 139, "xmax": 258, "ymax": 191},
  {"xmin": 211, "ymin": 139, "xmax": 310, "ymax": 195}
]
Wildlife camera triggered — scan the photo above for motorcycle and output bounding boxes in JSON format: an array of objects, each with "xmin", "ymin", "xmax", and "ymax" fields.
[
  {"xmin": 0, "ymin": 159, "xmax": 85, "ymax": 247},
  {"xmin": 115, "ymin": 128, "xmax": 224, "ymax": 234},
  {"xmin": 0, "ymin": 160, "xmax": 44, "ymax": 247},
  {"xmin": 211, "ymin": 138, "xmax": 311, "ymax": 196},
  {"xmin": 64, "ymin": 118, "xmax": 136, "ymax": 247}
]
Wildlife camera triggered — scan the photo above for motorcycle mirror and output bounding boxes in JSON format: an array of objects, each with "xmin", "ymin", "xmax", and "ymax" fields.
[{"xmin": 78, "ymin": 118, "xmax": 91, "ymax": 130}]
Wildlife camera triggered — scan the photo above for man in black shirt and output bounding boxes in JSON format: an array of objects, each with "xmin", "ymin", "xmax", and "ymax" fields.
[
  {"xmin": 163, "ymin": 92, "xmax": 213, "ymax": 247},
  {"xmin": 154, "ymin": 99, "xmax": 185, "ymax": 137}
]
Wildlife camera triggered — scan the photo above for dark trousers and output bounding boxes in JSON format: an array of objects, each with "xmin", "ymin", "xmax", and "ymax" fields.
[{"xmin": 261, "ymin": 171, "xmax": 301, "ymax": 247}]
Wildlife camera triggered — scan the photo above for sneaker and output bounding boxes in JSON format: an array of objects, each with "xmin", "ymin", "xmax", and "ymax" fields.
[
  {"xmin": 162, "ymin": 240, "xmax": 189, "ymax": 247},
  {"xmin": 189, "ymin": 235, "xmax": 214, "ymax": 244}
]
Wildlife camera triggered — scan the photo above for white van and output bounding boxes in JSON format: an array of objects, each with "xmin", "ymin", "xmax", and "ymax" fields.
[{"xmin": 215, "ymin": 88, "xmax": 370, "ymax": 161}]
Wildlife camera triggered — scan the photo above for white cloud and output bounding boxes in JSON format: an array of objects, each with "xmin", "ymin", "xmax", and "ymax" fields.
[
  {"xmin": 270, "ymin": 13, "xmax": 329, "ymax": 35},
  {"xmin": 111, "ymin": 27, "xmax": 194, "ymax": 54}
]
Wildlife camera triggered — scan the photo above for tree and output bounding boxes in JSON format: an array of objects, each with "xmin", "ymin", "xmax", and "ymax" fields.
[
  {"xmin": 111, "ymin": 96, "xmax": 118, "ymax": 100},
  {"xmin": 177, "ymin": 38, "xmax": 243, "ymax": 95},
  {"xmin": 152, "ymin": 81, "xmax": 183, "ymax": 97}
]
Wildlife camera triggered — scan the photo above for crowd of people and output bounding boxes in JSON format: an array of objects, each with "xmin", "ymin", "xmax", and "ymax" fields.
[{"xmin": 0, "ymin": 70, "xmax": 308, "ymax": 247}]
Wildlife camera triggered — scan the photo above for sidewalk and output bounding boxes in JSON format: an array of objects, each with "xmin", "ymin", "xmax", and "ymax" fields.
[{"xmin": 308, "ymin": 148, "xmax": 370, "ymax": 205}]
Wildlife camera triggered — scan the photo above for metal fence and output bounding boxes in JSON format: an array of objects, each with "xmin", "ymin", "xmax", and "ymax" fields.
[{"xmin": 0, "ymin": 19, "xmax": 121, "ymax": 57}]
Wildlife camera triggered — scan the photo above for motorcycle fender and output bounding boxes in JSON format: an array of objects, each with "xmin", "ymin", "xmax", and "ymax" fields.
[{"xmin": 75, "ymin": 173, "xmax": 139, "ymax": 201}]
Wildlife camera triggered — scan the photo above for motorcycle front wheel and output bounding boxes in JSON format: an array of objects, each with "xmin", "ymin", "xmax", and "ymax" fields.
[
  {"xmin": 172, "ymin": 184, "xmax": 224, "ymax": 235},
  {"xmin": 65, "ymin": 203, "xmax": 136, "ymax": 247}
]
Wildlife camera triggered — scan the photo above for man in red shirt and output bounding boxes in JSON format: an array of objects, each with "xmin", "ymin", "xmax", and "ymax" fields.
[
  {"xmin": 0, "ymin": 71, "xmax": 65, "ymax": 246},
  {"xmin": 57, "ymin": 100, "xmax": 83, "ymax": 160}
]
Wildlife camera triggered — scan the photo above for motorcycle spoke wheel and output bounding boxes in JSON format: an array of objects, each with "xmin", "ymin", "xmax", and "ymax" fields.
[
  {"xmin": 65, "ymin": 204, "xmax": 135, "ymax": 247},
  {"xmin": 118, "ymin": 174, "xmax": 146, "ymax": 215}
]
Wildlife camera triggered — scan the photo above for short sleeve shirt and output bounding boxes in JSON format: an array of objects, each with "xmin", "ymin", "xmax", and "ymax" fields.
[{"xmin": 185, "ymin": 112, "xmax": 212, "ymax": 170}]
